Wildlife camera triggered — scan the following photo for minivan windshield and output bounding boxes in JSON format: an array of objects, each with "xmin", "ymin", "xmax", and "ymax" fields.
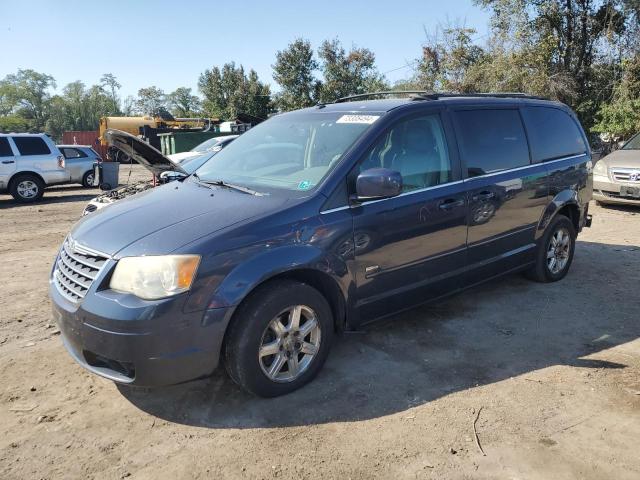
[
  {"xmin": 195, "ymin": 111, "xmax": 382, "ymax": 192},
  {"xmin": 622, "ymin": 133, "xmax": 640, "ymax": 150}
]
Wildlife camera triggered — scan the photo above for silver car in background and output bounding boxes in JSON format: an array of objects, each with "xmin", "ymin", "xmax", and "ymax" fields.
[
  {"xmin": 57, "ymin": 145, "xmax": 102, "ymax": 187},
  {"xmin": 593, "ymin": 132, "xmax": 640, "ymax": 206}
]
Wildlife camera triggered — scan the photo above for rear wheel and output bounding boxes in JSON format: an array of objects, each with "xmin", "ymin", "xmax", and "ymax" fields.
[
  {"xmin": 10, "ymin": 174, "xmax": 45, "ymax": 203},
  {"xmin": 224, "ymin": 280, "xmax": 334, "ymax": 397},
  {"xmin": 525, "ymin": 214, "xmax": 576, "ymax": 282},
  {"xmin": 82, "ymin": 171, "xmax": 96, "ymax": 188}
]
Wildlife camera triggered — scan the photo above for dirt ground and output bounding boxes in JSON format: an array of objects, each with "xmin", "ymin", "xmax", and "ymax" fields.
[{"xmin": 1, "ymin": 167, "xmax": 639, "ymax": 479}]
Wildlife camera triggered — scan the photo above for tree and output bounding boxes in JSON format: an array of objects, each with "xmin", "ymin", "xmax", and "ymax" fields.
[
  {"xmin": 317, "ymin": 39, "xmax": 388, "ymax": 103},
  {"xmin": 272, "ymin": 38, "xmax": 320, "ymax": 110},
  {"xmin": 473, "ymin": 0, "xmax": 634, "ymax": 130},
  {"xmin": 414, "ymin": 25, "xmax": 486, "ymax": 92},
  {"xmin": 44, "ymin": 81, "xmax": 112, "ymax": 139},
  {"xmin": 0, "ymin": 115, "xmax": 33, "ymax": 133},
  {"xmin": 198, "ymin": 63, "xmax": 272, "ymax": 119},
  {"xmin": 0, "ymin": 69, "xmax": 56, "ymax": 129},
  {"xmin": 121, "ymin": 95, "xmax": 136, "ymax": 116},
  {"xmin": 100, "ymin": 73, "xmax": 121, "ymax": 114},
  {"xmin": 167, "ymin": 87, "xmax": 201, "ymax": 117},
  {"xmin": 135, "ymin": 86, "xmax": 166, "ymax": 116}
]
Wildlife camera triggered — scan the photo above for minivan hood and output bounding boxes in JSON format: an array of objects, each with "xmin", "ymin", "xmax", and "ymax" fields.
[
  {"xmin": 600, "ymin": 149, "xmax": 640, "ymax": 168},
  {"xmin": 70, "ymin": 179, "xmax": 289, "ymax": 257},
  {"xmin": 105, "ymin": 129, "xmax": 186, "ymax": 176}
]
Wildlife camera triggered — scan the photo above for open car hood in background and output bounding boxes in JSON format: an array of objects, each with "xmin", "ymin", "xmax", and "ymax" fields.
[{"xmin": 104, "ymin": 129, "xmax": 187, "ymax": 175}]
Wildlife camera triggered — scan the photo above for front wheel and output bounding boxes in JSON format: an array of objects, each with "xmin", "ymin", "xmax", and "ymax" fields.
[
  {"xmin": 525, "ymin": 214, "xmax": 576, "ymax": 282},
  {"xmin": 224, "ymin": 280, "xmax": 334, "ymax": 397}
]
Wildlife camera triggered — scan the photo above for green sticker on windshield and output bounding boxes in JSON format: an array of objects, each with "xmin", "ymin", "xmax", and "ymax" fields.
[{"xmin": 298, "ymin": 180, "xmax": 312, "ymax": 190}]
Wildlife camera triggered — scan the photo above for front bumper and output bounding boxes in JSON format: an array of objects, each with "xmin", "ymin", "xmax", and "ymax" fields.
[
  {"xmin": 594, "ymin": 176, "xmax": 640, "ymax": 205},
  {"xmin": 50, "ymin": 282, "xmax": 233, "ymax": 386}
]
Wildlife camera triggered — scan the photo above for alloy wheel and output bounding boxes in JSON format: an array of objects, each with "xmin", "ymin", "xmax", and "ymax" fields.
[
  {"xmin": 258, "ymin": 305, "xmax": 321, "ymax": 383},
  {"xmin": 547, "ymin": 227, "xmax": 571, "ymax": 274}
]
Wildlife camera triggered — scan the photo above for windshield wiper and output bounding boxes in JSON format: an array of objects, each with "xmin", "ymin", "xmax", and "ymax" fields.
[{"xmin": 199, "ymin": 178, "xmax": 262, "ymax": 196}]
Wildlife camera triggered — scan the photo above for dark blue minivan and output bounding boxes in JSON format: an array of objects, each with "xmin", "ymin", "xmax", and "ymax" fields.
[{"xmin": 50, "ymin": 93, "xmax": 593, "ymax": 397}]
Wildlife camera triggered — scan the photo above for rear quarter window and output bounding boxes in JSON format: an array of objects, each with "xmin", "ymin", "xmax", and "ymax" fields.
[
  {"xmin": 0, "ymin": 137, "xmax": 13, "ymax": 157},
  {"xmin": 453, "ymin": 109, "xmax": 530, "ymax": 177},
  {"xmin": 12, "ymin": 137, "xmax": 51, "ymax": 156},
  {"xmin": 521, "ymin": 107, "xmax": 587, "ymax": 162},
  {"xmin": 61, "ymin": 147, "xmax": 86, "ymax": 159}
]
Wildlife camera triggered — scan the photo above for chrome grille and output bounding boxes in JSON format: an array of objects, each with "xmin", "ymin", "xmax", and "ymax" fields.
[
  {"xmin": 53, "ymin": 238, "xmax": 107, "ymax": 302},
  {"xmin": 611, "ymin": 168, "xmax": 640, "ymax": 183}
]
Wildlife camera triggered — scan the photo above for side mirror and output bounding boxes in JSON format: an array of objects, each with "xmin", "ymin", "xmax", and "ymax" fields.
[
  {"xmin": 355, "ymin": 168, "xmax": 403, "ymax": 201},
  {"xmin": 160, "ymin": 171, "xmax": 186, "ymax": 183}
]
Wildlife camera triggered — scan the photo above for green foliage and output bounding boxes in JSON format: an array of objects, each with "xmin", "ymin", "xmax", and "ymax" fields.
[
  {"xmin": 100, "ymin": 73, "xmax": 122, "ymax": 115},
  {"xmin": 198, "ymin": 62, "xmax": 271, "ymax": 120},
  {"xmin": 593, "ymin": 99, "xmax": 640, "ymax": 137},
  {"xmin": 44, "ymin": 81, "xmax": 113, "ymax": 140},
  {"xmin": 317, "ymin": 39, "xmax": 388, "ymax": 103},
  {"xmin": 0, "ymin": 115, "xmax": 34, "ymax": 133},
  {"xmin": 167, "ymin": 87, "xmax": 201, "ymax": 117},
  {"xmin": 135, "ymin": 86, "xmax": 166, "ymax": 116},
  {"xmin": 272, "ymin": 38, "xmax": 319, "ymax": 110},
  {"xmin": 0, "ymin": 69, "xmax": 56, "ymax": 129}
]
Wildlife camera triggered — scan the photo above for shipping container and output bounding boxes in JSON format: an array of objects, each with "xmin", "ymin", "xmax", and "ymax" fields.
[{"xmin": 61, "ymin": 131, "xmax": 109, "ymax": 160}]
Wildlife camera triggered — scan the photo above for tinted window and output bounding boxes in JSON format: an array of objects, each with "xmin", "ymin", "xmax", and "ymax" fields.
[
  {"xmin": 12, "ymin": 137, "xmax": 51, "ymax": 156},
  {"xmin": 0, "ymin": 137, "xmax": 13, "ymax": 157},
  {"xmin": 359, "ymin": 114, "xmax": 451, "ymax": 192},
  {"xmin": 454, "ymin": 109, "xmax": 530, "ymax": 176},
  {"xmin": 522, "ymin": 107, "xmax": 587, "ymax": 161}
]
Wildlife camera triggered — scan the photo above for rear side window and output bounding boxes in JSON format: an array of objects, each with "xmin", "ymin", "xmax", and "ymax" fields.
[
  {"xmin": 453, "ymin": 109, "xmax": 530, "ymax": 177},
  {"xmin": 61, "ymin": 147, "xmax": 86, "ymax": 159},
  {"xmin": 0, "ymin": 137, "xmax": 13, "ymax": 157},
  {"xmin": 521, "ymin": 107, "xmax": 587, "ymax": 162},
  {"xmin": 12, "ymin": 137, "xmax": 51, "ymax": 156}
]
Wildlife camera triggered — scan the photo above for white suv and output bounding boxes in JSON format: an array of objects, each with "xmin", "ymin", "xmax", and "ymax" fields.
[{"xmin": 0, "ymin": 133, "xmax": 66, "ymax": 202}]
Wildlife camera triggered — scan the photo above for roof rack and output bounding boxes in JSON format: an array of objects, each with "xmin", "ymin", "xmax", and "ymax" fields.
[
  {"xmin": 427, "ymin": 92, "xmax": 547, "ymax": 100},
  {"xmin": 333, "ymin": 91, "xmax": 432, "ymax": 103},
  {"xmin": 333, "ymin": 91, "xmax": 547, "ymax": 103}
]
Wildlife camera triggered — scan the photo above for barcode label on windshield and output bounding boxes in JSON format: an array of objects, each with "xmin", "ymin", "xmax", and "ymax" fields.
[{"xmin": 336, "ymin": 115, "xmax": 380, "ymax": 124}]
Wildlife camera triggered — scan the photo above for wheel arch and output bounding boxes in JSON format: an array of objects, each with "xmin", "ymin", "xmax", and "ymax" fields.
[
  {"xmin": 536, "ymin": 190, "xmax": 581, "ymax": 239},
  {"xmin": 8, "ymin": 170, "xmax": 46, "ymax": 189}
]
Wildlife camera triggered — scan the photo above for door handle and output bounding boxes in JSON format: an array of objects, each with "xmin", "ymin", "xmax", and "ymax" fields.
[
  {"xmin": 472, "ymin": 191, "xmax": 495, "ymax": 201},
  {"xmin": 438, "ymin": 198, "xmax": 465, "ymax": 210},
  {"xmin": 1, "ymin": 160, "xmax": 15, "ymax": 164}
]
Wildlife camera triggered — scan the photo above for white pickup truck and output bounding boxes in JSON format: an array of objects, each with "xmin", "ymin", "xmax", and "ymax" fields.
[{"xmin": 0, "ymin": 133, "xmax": 69, "ymax": 202}]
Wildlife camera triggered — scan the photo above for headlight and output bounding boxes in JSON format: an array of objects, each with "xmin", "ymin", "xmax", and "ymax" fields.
[
  {"xmin": 593, "ymin": 161, "xmax": 607, "ymax": 176},
  {"xmin": 110, "ymin": 255, "xmax": 200, "ymax": 300}
]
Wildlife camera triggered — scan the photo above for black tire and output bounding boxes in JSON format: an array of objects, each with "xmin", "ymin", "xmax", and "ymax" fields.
[
  {"xmin": 224, "ymin": 280, "xmax": 334, "ymax": 397},
  {"xmin": 525, "ymin": 214, "xmax": 576, "ymax": 282},
  {"xmin": 10, "ymin": 174, "xmax": 45, "ymax": 203},
  {"xmin": 82, "ymin": 171, "xmax": 96, "ymax": 188}
]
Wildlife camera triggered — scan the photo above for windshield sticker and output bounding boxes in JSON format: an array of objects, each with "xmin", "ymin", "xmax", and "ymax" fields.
[
  {"xmin": 297, "ymin": 180, "xmax": 312, "ymax": 190},
  {"xmin": 336, "ymin": 114, "xmax": 380, "ymax": 124}
]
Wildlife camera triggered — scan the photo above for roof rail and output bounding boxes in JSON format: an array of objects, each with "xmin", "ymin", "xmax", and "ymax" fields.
[
  {"xmin": 333, "ymin": 91, "xmax": 432, "ymax": 103},
  {"xmin": 333, "ymin": 91, "xmax": 547, "ymax": 103},
  {"xmin": 427, "ymin": 92, "xmax": 547, "ymax": 100}
]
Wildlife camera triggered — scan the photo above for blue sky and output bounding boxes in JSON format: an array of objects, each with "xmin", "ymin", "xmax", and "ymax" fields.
[{"xmin": 0, "ymin": 0, "xmax": 491, "ymax": 98}]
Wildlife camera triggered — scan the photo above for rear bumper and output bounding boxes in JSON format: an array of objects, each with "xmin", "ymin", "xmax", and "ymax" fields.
[{"xmin": 50, "ymin": 282, "xmax": 233, "ymax": 386}]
